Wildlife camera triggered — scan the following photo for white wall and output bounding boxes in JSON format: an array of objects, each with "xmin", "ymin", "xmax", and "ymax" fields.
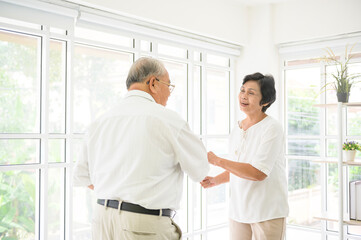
[
  {"xmin": 71, "ymin": 0, "xmax": 248, "ymax": 45},
  {"xmin": 273, "ymin": 0, "xmax": 361, "ymax": 44},
  {"xmin": 69, "ymin": 0, "xmax": 361, "ymax": 121},
  {"xmin": 245, "ymin": 0, "xmax": 361, "ymax": 120}
]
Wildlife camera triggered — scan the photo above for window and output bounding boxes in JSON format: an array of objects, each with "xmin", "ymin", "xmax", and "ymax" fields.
[
  {"xmin": 282, "ymin": 45, "xmax": 361, "ymax": 238},
  {"xmin": 0, "ymin": 2, "xmax": 236, "ymax": 239}
]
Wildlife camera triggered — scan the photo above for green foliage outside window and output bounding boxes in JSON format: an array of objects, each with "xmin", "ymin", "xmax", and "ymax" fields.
[
  {"xmin": 287, "ymin": 89, "xmax": 320, "ymax": 136},
  {"xmin": 0, "ymin": 36, "xmax": 39, "ymax": 133},
  {"xmin": 0, "ymin": 171, "xmax": 35, "ymax": 239}
]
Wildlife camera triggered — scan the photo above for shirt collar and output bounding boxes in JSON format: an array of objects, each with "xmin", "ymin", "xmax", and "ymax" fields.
[{"xmin": 125, "ymin": 90, "xmax": 156, "ymax": 103}]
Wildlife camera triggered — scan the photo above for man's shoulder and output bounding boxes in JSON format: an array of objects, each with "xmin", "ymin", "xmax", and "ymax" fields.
[{"xmin": 153, "ymin": 105, "xmax": 187, "ymax": 128}]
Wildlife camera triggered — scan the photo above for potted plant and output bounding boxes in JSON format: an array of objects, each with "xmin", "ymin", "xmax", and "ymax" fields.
[
  {"xmin": 320, "ymin": 44, "xmax": 361, "ymax": 103},
  {"xmin": 343, "ymin": 140, "xmax": 361, "ymax": 162}
]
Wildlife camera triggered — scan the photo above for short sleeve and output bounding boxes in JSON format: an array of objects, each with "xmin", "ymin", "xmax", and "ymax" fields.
[
  {"xmin": 73, "ymin": 137, "xmax": 92, "ymax": 187},
  {"xmin": 250, "ymin": 122, "xmax": 284, "ymax": 176},
  {"xmin": 174, "ymin": 123, "xmax": 209, "ymax": 182}
]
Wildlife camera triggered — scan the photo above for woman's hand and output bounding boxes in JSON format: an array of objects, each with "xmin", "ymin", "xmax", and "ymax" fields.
[
  {"xmin": 200, "ymin": 176, "xmax": 218, "ymax": 188},
  {"xmin": 207, "ymin": 151, "xmax": 219, "ymax": 166}
]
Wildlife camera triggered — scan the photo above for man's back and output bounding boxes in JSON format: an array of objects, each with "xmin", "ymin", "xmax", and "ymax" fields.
[{"xmin": 75, "ymin": 90, "xmax": 209, "ymax": 210}]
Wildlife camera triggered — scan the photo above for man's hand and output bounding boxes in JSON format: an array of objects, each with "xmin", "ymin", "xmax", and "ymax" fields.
[
  {"xmin": 88, "ymin": 184, "xmax": 94, "ymax": 190},
  {"xmin": 200, "ymin": 176, "xmax": 217, "ymax": 188}
]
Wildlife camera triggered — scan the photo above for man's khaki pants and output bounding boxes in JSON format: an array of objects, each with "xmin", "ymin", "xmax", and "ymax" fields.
[
  {"xmin": 92, "ymin": 203, "xmax": 181, "ymax": 240},
  {"xmin": 230, "ymin": 218, "xmax": 286, "ymax": 240}
]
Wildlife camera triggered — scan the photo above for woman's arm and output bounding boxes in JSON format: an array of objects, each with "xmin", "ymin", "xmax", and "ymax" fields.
[
  {"xmin": 208, "ymin": 151, "xmax": 266, "ymax": 181},
  {"xmin": 200, "ymin": 171, "xmax": 230, "ymax": 188}
]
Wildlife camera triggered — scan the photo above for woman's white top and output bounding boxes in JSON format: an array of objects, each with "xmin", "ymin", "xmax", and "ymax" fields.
[{"xmin": 229, "ymin": 116, "xmax": 289, "ymax": 223}]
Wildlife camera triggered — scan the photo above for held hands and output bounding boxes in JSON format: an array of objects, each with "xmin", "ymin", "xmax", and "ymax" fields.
[
  {"xmin": 200, "ymin": 152, "xmax": 220, "ymax": 188},
  {"xmin": 200, "ymin": 176, "xmax": 217, "ymax": 188}
]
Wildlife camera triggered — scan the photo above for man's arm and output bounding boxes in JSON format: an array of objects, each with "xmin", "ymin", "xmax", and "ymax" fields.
[
  {"xmin": 175, "ymin": 123, "xmax": 210, "ymax": 182},
  {"xmin": 73, "ymin": 140, "xmax": 93, "ymax": 187}
]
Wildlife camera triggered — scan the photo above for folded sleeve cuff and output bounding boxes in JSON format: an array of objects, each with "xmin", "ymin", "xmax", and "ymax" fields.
[{"xmin": 251, "ymin": 163, "xmax": 270, "ymax": 176}]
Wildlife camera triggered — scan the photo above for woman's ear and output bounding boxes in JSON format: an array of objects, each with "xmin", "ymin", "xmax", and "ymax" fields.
[{"xmin": 262, "ymin": 102, "xmax": 270, "ymax": 107}]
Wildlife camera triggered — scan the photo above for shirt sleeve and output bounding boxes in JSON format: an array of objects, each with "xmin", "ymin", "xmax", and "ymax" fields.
[
  {"xmin": 73, "ymin": 139, "xmax": 92, "ymax": 187},
  {"xmin": 250, "ymin": 122, "xmax": 284, "ymax": 176},
  {"xmin": 174, "ymin": 123, "xmax": 210, "ymax": 182}
]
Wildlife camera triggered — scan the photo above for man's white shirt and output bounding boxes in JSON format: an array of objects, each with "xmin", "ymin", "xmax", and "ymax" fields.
[{"xmin": 73, "ymin": 90, "xmax": 209, "ymax": 210}]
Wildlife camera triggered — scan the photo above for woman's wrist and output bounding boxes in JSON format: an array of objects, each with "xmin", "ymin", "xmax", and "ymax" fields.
[{"xmin": 215, "ymin": 157, "xmax": 222, "ymax": 167}]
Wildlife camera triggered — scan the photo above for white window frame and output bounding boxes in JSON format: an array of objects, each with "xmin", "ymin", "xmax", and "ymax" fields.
[
  {"xmin": 279, "ymin": 35, "xmax": 361, "ymax": 240},
  {"xmin": 0, "ymin": 0, "xmax": 240, "ymax": 239}
]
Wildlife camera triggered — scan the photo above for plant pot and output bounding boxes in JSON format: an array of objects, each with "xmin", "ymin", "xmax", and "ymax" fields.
[
  {"xmin": 343, "ymin": 150, "xmax": 356, "ymax": 162},
  {"xmin": 337, "ymin": 92, "xmax": 350, "ymax": 103}
]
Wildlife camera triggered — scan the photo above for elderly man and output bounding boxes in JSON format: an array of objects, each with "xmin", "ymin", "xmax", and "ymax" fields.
[{"xmin": 73, "ymin": 57, "xmax": 209, "ymax": 240}]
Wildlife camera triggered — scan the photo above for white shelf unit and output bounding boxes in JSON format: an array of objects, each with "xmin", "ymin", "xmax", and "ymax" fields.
[{"xmin": 314, "ymin": 102, "xmax": 361, "ymax": 239}]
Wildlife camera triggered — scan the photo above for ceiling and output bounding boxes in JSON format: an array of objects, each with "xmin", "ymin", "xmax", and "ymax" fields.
[{"xmin": 230, "ymin": 0, "xmax": 300, "ymax": 6}]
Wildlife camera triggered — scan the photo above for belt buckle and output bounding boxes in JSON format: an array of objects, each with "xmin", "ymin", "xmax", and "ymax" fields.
[{"xmin": 170, "ymin": 210, "xmax": 177, "ymax": 219}]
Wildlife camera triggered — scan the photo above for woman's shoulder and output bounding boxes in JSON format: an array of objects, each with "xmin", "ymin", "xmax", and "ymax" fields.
[{"xmin": 263, "ymin": 116, "xmax": 283, "ymax": 133}]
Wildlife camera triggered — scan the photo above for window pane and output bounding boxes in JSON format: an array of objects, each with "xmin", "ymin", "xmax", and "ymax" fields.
[
  {"xmin": 72, "ymin": 187, "xmax": 95, "ymax": 239},
  {"xmin": 207, "ymin": 166, "xmax": 228, "ymax": 227},
  {"xmin": 0, "ymin": 139, "xmax": 40, "ymax": 164},
  {"xmin": 206, "ymin": 54, "xmax": 229, "ymax": 67},
  {"xmin": 0, "ymin": 30, "xmax": 40, "ymax": 133},
  {"xmin": 192, "ymin": 66, "xmax": 201, "ymax": 134},
  {"xmin": 73, "ymin": 44, "xmax": 132, "ymax": 132},
  {"xmin": 326, "ymin": 235, "xmax": 338, "ymax": 240},
  {"xmin": 288, "ymin": 159, "xmax": 321, "ymax": 228},
  {"xmin": 158, "ymin": 43, "xmax": 187, "ymax": 58},
  {"xmin": 326, "ymin": 108, "xmax": 337, "ymax": 135},
  {"xmin": 326, "ymin": 139, "xmax": 337, "ymax": 157},
  {"xmin": 286, "ymin": 227, "xmax": 321, "ymax": 239},
  {"xmin": 48, "ymin": 168, "xmax": 65, "ymax": 240},
  {"xmin": 174, "ymin": 176, "xmax": 188, "ymax": 233},
  {"xmin": 348, "ymin": 224, "xmax": 361, "ymax": 236},
  {"xmin": 285, "ymin": 68, "xmax": 320, "ymax": 135},
  {"xmin": 71, "ymin": 138, "xmax": 83, "ymax": 163},
  {"xmin": 325, "ymin": 65, "xmax": 340, "ymax": 104},
  {"xmin": 207, "ymin": 227, "xmax": 229, "ymax": 240},
  {"xmin": 326, "ymin": 163, "xmax": 338, "ymax": 231},
  {"xmin": 287, "ymin": 139, "xmax": 320, "ymax": 156},
  {"xmin": 0, "ymin": 170, "xmax": 37, "ymax": 239},
  {"xmin": 207, "ymin": 138, "xmax": 228, "ymax": 155},
  {"xmin": 206, "ymin": 69, "xmax": 229, "ymax": 135},
  {"xmin": 193, "ymin": 184, "xmax": 202, "ymax": 230},
  {"xmin": 163, "ymin": 60, "xmax": 188, "ymax": 120},
  {"xmin": 347, "ymin": 107, "xmax": 361, "ymax": 136},
  {"xmin": 49, "ymin": 40, "xmax": 66, "ymax": 133},
  {"xmin": 193, "ymin": 51, "xmax": 201, "ymax": 62},
  {"xmin": 347, "ymin": 62, "xmax": 361, "ymax": 103},
  {"xmin": 140, "ymin": 40, "xmax": 151, "ymax": 52},
  {"xmin": 50, "ymin": 27, "xmax": 67, "ymax": 35},
  {"xmin": 48, "ymin": 139, "xmax": 65, "ymax": 163}
]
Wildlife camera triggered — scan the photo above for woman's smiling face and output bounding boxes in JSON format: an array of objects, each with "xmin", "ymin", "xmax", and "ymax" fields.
[{"xmin": 238, "ymin": 80, "xmax": 264, "ymax": 115}]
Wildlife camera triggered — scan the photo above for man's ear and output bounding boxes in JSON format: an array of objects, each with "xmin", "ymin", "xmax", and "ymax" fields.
[{"xmin": 148, "ymin": 77, "xmax": 157, "ymax": 93}]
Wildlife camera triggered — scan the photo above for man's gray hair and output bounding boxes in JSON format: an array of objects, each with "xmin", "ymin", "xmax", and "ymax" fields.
[{"xmin": 126, "ymin": 57, "xmax": 167, "ymax": 89}]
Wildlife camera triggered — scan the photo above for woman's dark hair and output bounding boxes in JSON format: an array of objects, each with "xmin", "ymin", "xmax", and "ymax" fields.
[{"xmin": 242, "ymin": 72, "xmax": 276, "ymax": 112}]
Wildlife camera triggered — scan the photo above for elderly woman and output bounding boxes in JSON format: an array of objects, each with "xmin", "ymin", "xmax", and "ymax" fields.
[{"xmin": 201, "ymin": 72, "xmax": 289, "ymax": 240}]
